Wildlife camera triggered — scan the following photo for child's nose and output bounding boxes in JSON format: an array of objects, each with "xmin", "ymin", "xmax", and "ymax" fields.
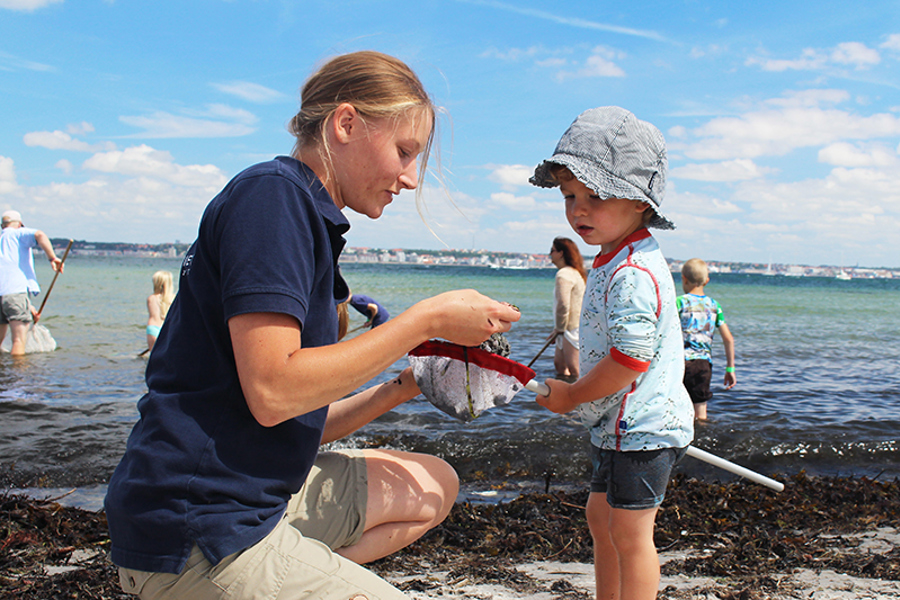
[{"xmin": 570, "ymin": 196, "xmax": 589, "ymax": 215}]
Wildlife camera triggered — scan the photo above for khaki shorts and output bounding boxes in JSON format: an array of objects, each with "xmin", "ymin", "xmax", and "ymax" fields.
[
  {"xmin": 0, "ymin": 293, "xmax": 32, "ymax": 325},
  {"xmin": 118, "ymin": 449, "xmax": 409, "ymax": 600}
]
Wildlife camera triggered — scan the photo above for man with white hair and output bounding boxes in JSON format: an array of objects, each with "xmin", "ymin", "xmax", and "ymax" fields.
[{"xmin": 0, "ymin": 210, "xmax": 63, "ymax": 355}]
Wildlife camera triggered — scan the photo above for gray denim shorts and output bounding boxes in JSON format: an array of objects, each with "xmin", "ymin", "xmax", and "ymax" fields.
[
  {"xmin": 590, "ymin": 445, "xmax": 686, "ymax": 509},
  {"xmin": 0, "ymin": 293, "xmax": 32, "ymax": 325}
]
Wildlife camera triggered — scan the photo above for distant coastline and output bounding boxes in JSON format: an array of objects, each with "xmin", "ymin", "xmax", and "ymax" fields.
[{"xmin": 47, "ymin": 238, "xmax": 899, "ymax": 280}]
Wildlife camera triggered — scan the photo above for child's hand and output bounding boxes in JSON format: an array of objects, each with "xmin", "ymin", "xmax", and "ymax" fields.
[
  {"xmin": 724, "ymin": 370, "xmax": 736, "ymax": 389},
  {"xmin": 534, "ymin": 378, "xmax": 581, "ymax": 414}
]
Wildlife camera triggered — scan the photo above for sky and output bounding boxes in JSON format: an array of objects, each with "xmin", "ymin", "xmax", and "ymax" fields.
[{"xmin": 1, "ymin": 1, "xmax": 899, "ymax": 268}]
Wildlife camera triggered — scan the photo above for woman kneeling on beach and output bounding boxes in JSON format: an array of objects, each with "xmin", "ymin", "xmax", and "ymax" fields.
[{"xmin": 104, "ymin": 50, "xmax": 520, "ymax": 600}]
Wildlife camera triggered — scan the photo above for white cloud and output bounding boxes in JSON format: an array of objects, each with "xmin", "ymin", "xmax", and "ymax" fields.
[
  {"xmin": 0, "ymin": 0, "xmax": 62, "ymax": 11},
  {"xmin": 746, "ymin": 48, "xmax": 827, "ymax": 72},
  {"xmin": 489, "ymin": 192, "xmax": 538, "ymax": 210},
  {"xmin": 671, "ymin": 159, "xmax": 772, "ymax": 182},
  {"xmin": 4, "ymin": 177, "xmax": 214, "ymax": 243},
  {"xmin": 747, "ymin": 42, "xmax": 881, "ymax": 72},
  {"xmin": 82, "ymin": 145, "xmax": 227, "ymax": 188},
  {"xmin": 0, "ymin": 147, "xmax": 230, "ymax": 243},
  {"xmin": 55, "ymin": 159, "xmax": 73, "ymax": 174},
  {"xmin": 212, "ymin": 81, "xmax": 287, "ymax": 103},
  {"xmin": 456, "ymin": 0, "xmax": 666, "ymax": 41},
  {"xmin": 481, "ymin": 46, "xmax": 546, "ymax": 61},
  {"xmin": 487, "ymin": 164, "xmax": 532, "ymax": 188},
  {"xmin": 484, "ymin": 44, "xmax": 625, "ymax": 80},
  {"xmin": 690, "ymin": 44, "xmax": 726, "ymax": 59},
  {"xmin": 67, "ymin": 122, "xmax": 95, "ymax": 136},
  {"xmin": 345, "ymin": 185, "xmax": 483, "ymax": 250},
  {"xmin": 881, "ymin": 34, "xmax": 900, "ymax": 52},
  {"xmin": 664, "ymin": 158, "xmax": 900, "ymax": 267},
  {"xmin": 119, "ymin": 105, "xmax": 258, "ymax": 138},
  {"xmin": 557, "ymin": 46, "xmax": 626, "ymax": 79},
  {"xmin": 766, "ymin": 89, "xmax": 850, "ymax": 108},
  {"xmin": 818, "ymin": 142, "xmax": 899, "ymax": 167},
  {"xmin": 0, "ymin": 50, "xmax": 53, "ymax": 72},
  {"xmin": 680, "ymin": 91, "xmax": 900, "ymax": 160},
  {"xmin": 830, "ymin": 42, "xmax": 880, "ymax": 69},
  {"xmin": 23, "ymin": 130, "xmax": 115, "ymax": 152},
  {"xmin": 535, "ymin": 57, "xmax": 567, "ymax": 68},
  {"xmin": 667, "ymin": 191, "xmax": 741, "ymax": 216},
  {"xmin": 0, "ymin": 156, "xmax": 19, "ymax": 194}
]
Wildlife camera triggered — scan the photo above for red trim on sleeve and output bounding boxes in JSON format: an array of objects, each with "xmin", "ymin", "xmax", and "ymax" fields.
[{"xmin": 610, "ymin": 347, "xmax": 650, "ymax": 372}]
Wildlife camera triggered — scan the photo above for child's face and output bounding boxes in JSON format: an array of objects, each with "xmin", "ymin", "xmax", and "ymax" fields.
[{"xmin": 561, "ymin": 177, "xmax": 648, "ymax": 253}]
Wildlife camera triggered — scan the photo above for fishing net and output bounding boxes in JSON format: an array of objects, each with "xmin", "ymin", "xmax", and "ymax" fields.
[
  {"xmin": 1, "ymin": 323, "xmax": 57, "ymax": 353},
  {"xmin": 408, "ymin": 338, "xmax": 536, "ymax": 422}
]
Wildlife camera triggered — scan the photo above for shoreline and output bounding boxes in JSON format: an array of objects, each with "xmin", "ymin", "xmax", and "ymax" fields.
[{"xmin": 3, "ymin": 473, "xmax": 899, "ymax": 599}]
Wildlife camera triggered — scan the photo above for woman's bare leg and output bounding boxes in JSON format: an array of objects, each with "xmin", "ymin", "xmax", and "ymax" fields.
[
  {"xmin": 563, "ymin": 339, "xmax": 579, "ymax": 378},
  {"xmin": 337, "ymin": 449, "xmax": 458, "ymax": 564}
]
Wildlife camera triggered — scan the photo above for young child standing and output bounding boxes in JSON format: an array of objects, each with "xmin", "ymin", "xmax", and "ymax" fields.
[
  {"xmin": 530, "ymin": 106, "xmax": 693, "ymax": 600},
  {"xmin": 677, "ymin": 258, "xmax": 736, "ymax": 421}
]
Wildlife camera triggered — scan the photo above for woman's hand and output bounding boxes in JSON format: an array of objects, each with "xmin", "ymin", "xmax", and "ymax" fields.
[
  {"xmin": 322, "ymin": 367, "xmax": 421, "ymax": 443},
  {"xmin": 417, "ymin": 289, "xmax": 521, "ymax": 347}
]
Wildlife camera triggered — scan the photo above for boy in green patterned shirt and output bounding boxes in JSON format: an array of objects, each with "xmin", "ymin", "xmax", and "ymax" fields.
[{"xmin": 677, "ymin": 258, "xmax": 736, "ymax": 420}]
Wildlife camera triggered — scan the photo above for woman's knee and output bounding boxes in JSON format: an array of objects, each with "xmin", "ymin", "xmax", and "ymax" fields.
[
  {"xmin": 413, "ymin": 453, "xmax": 459, "ymax": 521},
  {"xmin": 364, "ymin": 449, "xmax": 458, "ymax": 522}
]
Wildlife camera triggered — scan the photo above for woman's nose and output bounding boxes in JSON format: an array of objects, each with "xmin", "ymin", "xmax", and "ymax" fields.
[{"xmin": 398, "ymin": 161, "xmax": 419, "ymax": 190}]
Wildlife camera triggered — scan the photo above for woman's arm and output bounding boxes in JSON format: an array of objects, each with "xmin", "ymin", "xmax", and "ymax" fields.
[
  {"xmin": 230, "ymin": 289, "xmax": 520, "ymax": 427},
  {"xmin": 320, "ymin": 367, "xmax": 419, "ymax": 443},
  {"xmin": 554, "ymin": 271, "xmax": 574, "ymax": 331}
]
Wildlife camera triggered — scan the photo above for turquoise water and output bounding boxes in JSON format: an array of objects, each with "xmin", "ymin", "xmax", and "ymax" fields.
[{"xmin": 1, "ymin": 258, "xmax": 899, "ymax": 509}]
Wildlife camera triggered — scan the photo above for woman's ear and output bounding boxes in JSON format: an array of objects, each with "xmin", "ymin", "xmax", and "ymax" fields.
[{"xmin": 332, "ymin": 103, "xmax": 358, "ymax": 144}]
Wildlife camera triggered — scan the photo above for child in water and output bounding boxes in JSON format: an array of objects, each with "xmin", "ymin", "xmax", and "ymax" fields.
[
  {"xmin": 145, "ymin": 270, "xmax": 174, "ymax": 352},
  {"xmin": 677, "ymin": 258, "xmax": 736, "ymax": 420},
  {"xmin": 530, "ymin": 106, "xmax": 694, "ymax": 600}
]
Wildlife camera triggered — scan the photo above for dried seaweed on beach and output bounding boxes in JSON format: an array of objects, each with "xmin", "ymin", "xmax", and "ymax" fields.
[
  {"xmin": 372, "ymin": 472, "xmax": 900, "ymax": 598},
  {"xmin": 2, "ymin": 473, "xmax": 899, "ymax": 600}
]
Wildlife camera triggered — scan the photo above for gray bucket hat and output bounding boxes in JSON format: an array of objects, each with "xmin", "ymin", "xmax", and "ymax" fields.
[{"xmin": 530, "ymin": 106, "xmax": 674, "ymax": 230}]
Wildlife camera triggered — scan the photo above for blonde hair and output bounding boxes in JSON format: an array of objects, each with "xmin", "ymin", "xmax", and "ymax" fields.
[
  {"xmin": 152, "ymin": 270, "xmax": 175, "ymax": 319},
  {"xmin": 681, "ymin": 258, "xmax": 709, "ymax": 289},
  {"xmin": 289, "ymin": 51, "xmax": 437, "ymax": 204}
]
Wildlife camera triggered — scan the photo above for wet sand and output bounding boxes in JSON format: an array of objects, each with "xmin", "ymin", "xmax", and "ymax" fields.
[{"xmin": 2, "ymin": 473, "xmax": 898, "ymax": 599}]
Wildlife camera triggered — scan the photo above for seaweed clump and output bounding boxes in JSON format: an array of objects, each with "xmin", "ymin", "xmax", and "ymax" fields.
[
  {"xmin": 372, "ymin": 472, "xmax": 900, "ymax": 598},
  {"xmin": 2, "ymin": 473, "xmax": 899, "ymax": 599}
]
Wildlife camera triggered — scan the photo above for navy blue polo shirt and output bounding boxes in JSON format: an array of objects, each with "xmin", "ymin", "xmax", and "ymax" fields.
[{"xmin": 105, "ymin": 157, "xmax": 350, "ymax": 574}]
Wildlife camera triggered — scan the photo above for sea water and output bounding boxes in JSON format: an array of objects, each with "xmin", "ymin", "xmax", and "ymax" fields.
[{"xmin": 1, "ymin": 257, "xmax": 898, "ymax": 510}]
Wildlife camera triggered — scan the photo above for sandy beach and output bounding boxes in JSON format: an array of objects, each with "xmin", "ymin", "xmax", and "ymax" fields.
[{"xmin": 2, "ymin": 473, "xmax": 899, "ymax": 599}]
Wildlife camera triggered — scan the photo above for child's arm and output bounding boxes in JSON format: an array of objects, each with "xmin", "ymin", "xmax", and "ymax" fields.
[
  {"xmin": 537, "ymin": 354, "xmax": 640, "ymax": 414},
  {"xmin": 719, "ymin": 323, "xmax": 736, "ymax": 389}
]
